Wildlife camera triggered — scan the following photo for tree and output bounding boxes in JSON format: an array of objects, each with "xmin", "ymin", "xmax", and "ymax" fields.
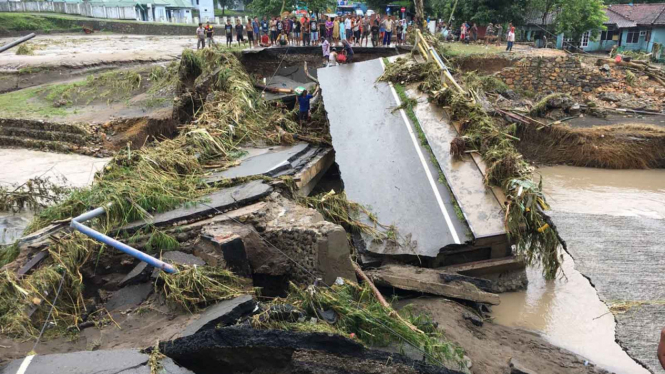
[
  {"xmin": 427, "ymin": 0, "xmax": 530, "ymax": 27},
  {"xmin": 553, "ymin": 0, "xmax": 607, "ymax": 48},
  {"xmin": 248, "ymin": 0, "xmax": 333, "ymax": 17}
]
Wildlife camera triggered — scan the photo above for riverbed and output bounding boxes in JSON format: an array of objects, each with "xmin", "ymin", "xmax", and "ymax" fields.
[{"xmin": 492, "ymin": 165, "xmax": 665, "ymax": 374}]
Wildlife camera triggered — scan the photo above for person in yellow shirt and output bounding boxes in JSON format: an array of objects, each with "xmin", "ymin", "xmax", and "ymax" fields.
[{"xmin": 333, "ymin": 17, "xmax": 340, "ymax": 45}]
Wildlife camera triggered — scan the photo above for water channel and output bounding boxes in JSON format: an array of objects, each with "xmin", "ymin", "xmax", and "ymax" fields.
[{"xmin": 493, "ymin": 165, "xmax": 665, "ymax": 374}]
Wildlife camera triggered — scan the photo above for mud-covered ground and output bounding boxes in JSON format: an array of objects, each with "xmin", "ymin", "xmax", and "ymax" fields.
[{"xmin": 0, "ymin": 34, "xmax": 196, "ymax": 70}]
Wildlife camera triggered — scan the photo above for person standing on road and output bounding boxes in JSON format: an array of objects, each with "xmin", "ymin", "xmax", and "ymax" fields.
[
  {"xmin": 236, "ymin": 19, "xmax": 245, "ymax": 46},
  {"xmin": 325, "ymin": 16, "xmax": 333, "ymax": 40},
  {"xmin": 224, "ymin": 20, "xmax": 233, "ymax": 47},
  {"xmin": 252, "ymin": 18, "xmax": 260, "ymax": 47},
  {"xmin": 344, "ymin": 16, "xmax": 352, "ymax": 42},
  {"xmin": 485, "ymin": 22, "xmax": 494, "ymax": 45},
  {"xmin": 270, "ymin": 17, "xmax": 277, "ymax": 45},
  {"xmin": 310, "ymin": 17, "xmax": 319, "ymax": 46},
  {"xmin": 361, "ymin": 16, "xmax": 370, "ymax": 47},
  {"xmin": 294, "ymin": 17, "xmax": 301, "ymax": 46},
  {"xmin": 205, "ymin": 22, "xmax": 216, "ymax": 48},
  {"xmin": 471, "ymin": 22, "xmax": 478, "ymax": 42},
  {"xmin": 302, "ymin": 16, "xmax": 311, "ymax": 46},
  {"xmin": 339, "ymin": 19, "xmax": 346, "ymax": 44},
  {"xmin": 371, "ymin": 19, "xmax": 379, "ymax": 47},
  {"xmin": 319, "ymin": 18, "xmax": 327, "ymax": 45},
  {"xmin": 352, "ymin": 17, "xmax": 360, "ymax": 46},
  {"xmin": 332, "ymin": 17, "xmax": 340, "ymax": 45},
  {"xmin": 261, "ymin": 16, "xmax": 269, "ymax": 39},
  {"xmin": 506, "ymin": 23, "xmax": 515, "ymax": 52},
  {"xmin": 196, "ymin": 23, "xmax": 206, "ymax": 50},
  {"xmin": 382, "ymin": 16, "xmax": 393, "ymax": 46},
  {"xmin": 495, "ymin": 23, "xmax": 503, "ymax": 46}
]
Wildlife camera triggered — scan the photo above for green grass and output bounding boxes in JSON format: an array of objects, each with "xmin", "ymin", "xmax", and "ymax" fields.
[
  {"xmin": 0, "ymin": 86, "xmax": 70, "ymax": 118},
  {"xmin": 440, "ymin": 42, "xmax": 504, "ymax": 57},
  {"xmin": 0, "ymin": 13, "xmax": 196, "ymax": 33}
]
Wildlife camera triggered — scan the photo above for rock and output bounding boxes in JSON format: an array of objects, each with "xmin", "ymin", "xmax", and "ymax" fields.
[
  {"xmin": 599, "ymin": 64, "xmax": 611, "ymax": 72},
  {"xmin": 509, "ymin": 357, "xmax": 537, "ymax": 374},
  {"xmin": 568, "ymin": 103, "xmax": 581, "ymax": 116},
  {"xmin": 181, "ymin": 295, "xmax": 256, "ymax": 337},
  {"xmin": 598, "ymin": 92, "xmax": 621, "ymax": 103},
  {"xmin": 119, "ymin": 261, "xmax": 153, "ymax": 287},
  {"xmin": 366, "ymin": 264, "xmax": 501, "ymax": 305},
  {"xmin": 462, "ymin": 311, "xmax": 483, "ymax": 327},
  {"xmin": 0, "ymin": 349, "xmax": 194, "ymax": 374},
  {"xmin": 105, "ymin": 282, "xmax": 153, "ymax": 311}
]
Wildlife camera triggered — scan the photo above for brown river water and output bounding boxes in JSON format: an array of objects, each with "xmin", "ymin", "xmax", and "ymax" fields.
[{"xmin": 493, "ymin": 166, "xmax": 665, "ymax": 374}]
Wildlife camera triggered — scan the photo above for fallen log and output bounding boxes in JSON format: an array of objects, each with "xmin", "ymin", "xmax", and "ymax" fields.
[{"xmin": 366, "ymin": 264, "xmax": 501, "ymax": 305}]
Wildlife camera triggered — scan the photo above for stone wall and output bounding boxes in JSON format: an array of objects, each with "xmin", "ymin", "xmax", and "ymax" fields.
[{"xmin": 496, "ymin": 56, "xmax": 615, "ymax": 95}]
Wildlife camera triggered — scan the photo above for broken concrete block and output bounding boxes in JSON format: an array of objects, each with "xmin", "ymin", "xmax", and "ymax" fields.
[
  {"xmin": 367, "ymin": 264, "xmax": 500, "ymax": 305},
  {"xmin": 0, "ymin": 349, "xmax": 194, "ymax": 374},
  {"xmin": 196, "ymin": 223, "xmax": 258, "ymax": 277},
  {"xmin": 119, "ymin": 261, "xmax": 153, "ymax": 287},
  {"xmin": 181, "ymin": 295, "xmax": 256, "ymax": 337},
  {"xmin": 439, "ymin": 273, "xmax": 495, "ymax": 293},
  {"xmin": 121, "ymin": 180, "xmax": 273, "ymax": 233},
  {"xmin": 105, "ymin": 282, "xmax": 153, "ymax": 312}
]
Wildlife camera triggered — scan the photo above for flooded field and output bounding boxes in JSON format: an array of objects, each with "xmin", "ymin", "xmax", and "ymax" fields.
[{"xmin": 492, "ymin": 165, "xmax": 665, "ymax": 374}]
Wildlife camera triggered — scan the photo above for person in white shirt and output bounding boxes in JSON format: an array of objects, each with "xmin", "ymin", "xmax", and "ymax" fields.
[
  {"xmin": 329, "ymin": 48, "xmax": 338, "ymax": 66},
  {"xmin": 344, "ymin": 16, "xmax": 352, "ymax": 41},
  {"xmin": 382, "ymin": 16, "xmax": 393, "ymax": 46},
  {"xmin": 322, "ymin": 38, "xmax": 330, "ymax": 66},
  {"xmin": 506, "ymin": 23, "xmax": 515, "ymax": 52},
  {"xmin": 196, "ymin": 23, "xmax": 205, "ymax": 50}
]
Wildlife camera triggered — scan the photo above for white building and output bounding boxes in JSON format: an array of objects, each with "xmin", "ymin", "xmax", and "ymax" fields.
[{"xmin": 193, "ymin": 0, "xmax": 215, "ymax": 23}]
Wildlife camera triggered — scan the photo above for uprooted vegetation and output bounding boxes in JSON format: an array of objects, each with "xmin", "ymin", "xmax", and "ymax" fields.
[
  {"xmin": 0, "ymin": 49, "xmax": 461, "ymax": 372},
  {"xmin": 379, "ymin": 54, "xmax": 564, "ymax": 279}
]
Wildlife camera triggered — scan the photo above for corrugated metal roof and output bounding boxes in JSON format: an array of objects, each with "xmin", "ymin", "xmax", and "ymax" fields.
[{"xmin": 607, "ymin": 3, "xmax": 665, "ymax": 26}]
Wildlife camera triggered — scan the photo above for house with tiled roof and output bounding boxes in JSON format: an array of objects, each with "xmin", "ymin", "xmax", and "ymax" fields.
[{"xmin": 524, "ymin": 3, "xmax": 665, "ymax": 54}]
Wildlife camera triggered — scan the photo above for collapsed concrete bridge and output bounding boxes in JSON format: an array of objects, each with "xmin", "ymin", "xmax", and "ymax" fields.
[{"xmin": 318, "ymin": 58, "xmax": 516, "ymax": 274}]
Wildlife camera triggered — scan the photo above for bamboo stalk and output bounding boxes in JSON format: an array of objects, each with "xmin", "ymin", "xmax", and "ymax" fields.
[{"xmin": 352, "ymin": 262, "xmax": 425, "ymax": 335}]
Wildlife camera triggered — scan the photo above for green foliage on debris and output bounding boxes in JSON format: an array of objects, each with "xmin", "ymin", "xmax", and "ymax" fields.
[
  {"xmin": 0, "ymin": 176, "xmax": 72, "ymax": 214},
  {"xmin": 0, "ymin": 232, "xmax": 95, "ymax": 337},
  {"xmin": 15, "ymin": 43, "xmax": 35, "ymax": 55},
  {"xmin": 254, "ymin": 282, "xmax": 466, "ymax": 368},
  {"xmin": 530, "ymin": 93, "xmax": 572, "ymax": 117},
  {"xmin": 462, "ymin": 71, "xmax": 509, "ymax": 94},
  {"xmin": 157, "ymin": 264, "xmax": 250, "ymax": 313},
  {"xmin": 145, "ymin": 229, "xmax": 179, "ymax": 253},
  {"xmin": 0, "ymin": 243, "xmax": 20, "ymax": 268},
  {"xmin": 381, "ymin": 57, "xmax": 564, "ymax": 279}
]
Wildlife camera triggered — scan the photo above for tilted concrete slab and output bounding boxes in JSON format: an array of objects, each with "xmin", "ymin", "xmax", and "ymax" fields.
[
  {"xmin": 207, "ymin": 143, "xmax": 311, "ymax": 180},
  {"xmin": 121, "ymin": 180, "xmax": 272, "ymax": 233},
  {"xmin": 318, "ymin": 59, "xmax": 469, "ymax": 258},
  {"xmin": 181, "ymin": 295, "xmax": 256, "ymax": 337},
  {"xmin": 0, "ymin": 349, "xmax": 194, "ymax": 374},
  {"xmin": 406, "ymin": 88, "xmax": 505, "ymax": 240}
]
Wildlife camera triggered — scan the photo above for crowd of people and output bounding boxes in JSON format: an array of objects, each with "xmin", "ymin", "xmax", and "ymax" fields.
[
  {"xmin": 436, "ymin": 20, "xmax": 517, "ymax": 51},
  {"xmin": 195, "ymin": 14, "xmax": 410, "ymax": 50}
]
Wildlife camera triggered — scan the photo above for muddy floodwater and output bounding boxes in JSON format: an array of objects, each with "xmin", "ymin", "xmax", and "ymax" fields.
[
  {"xmin": 0, "ymin": 149, "xmax": 110, "ymax": 244},
  {"xmin": 493, "ymin": 165, "xmax": 665, "ymax": 374}
]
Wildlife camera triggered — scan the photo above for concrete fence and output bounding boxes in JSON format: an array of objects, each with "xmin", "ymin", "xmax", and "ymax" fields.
[
  {"xmin": 0, "ymin": 2, "xmax": 251, "ymax": 25},
  {"xmin": 0, "ymin": 1, "xmax": 137, "ymax": 20}
]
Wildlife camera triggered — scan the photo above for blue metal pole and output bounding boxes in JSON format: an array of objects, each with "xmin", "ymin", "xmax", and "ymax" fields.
[{"xmin": 70, "ymin": 206, "xmax": 178, "ymax": 274}]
